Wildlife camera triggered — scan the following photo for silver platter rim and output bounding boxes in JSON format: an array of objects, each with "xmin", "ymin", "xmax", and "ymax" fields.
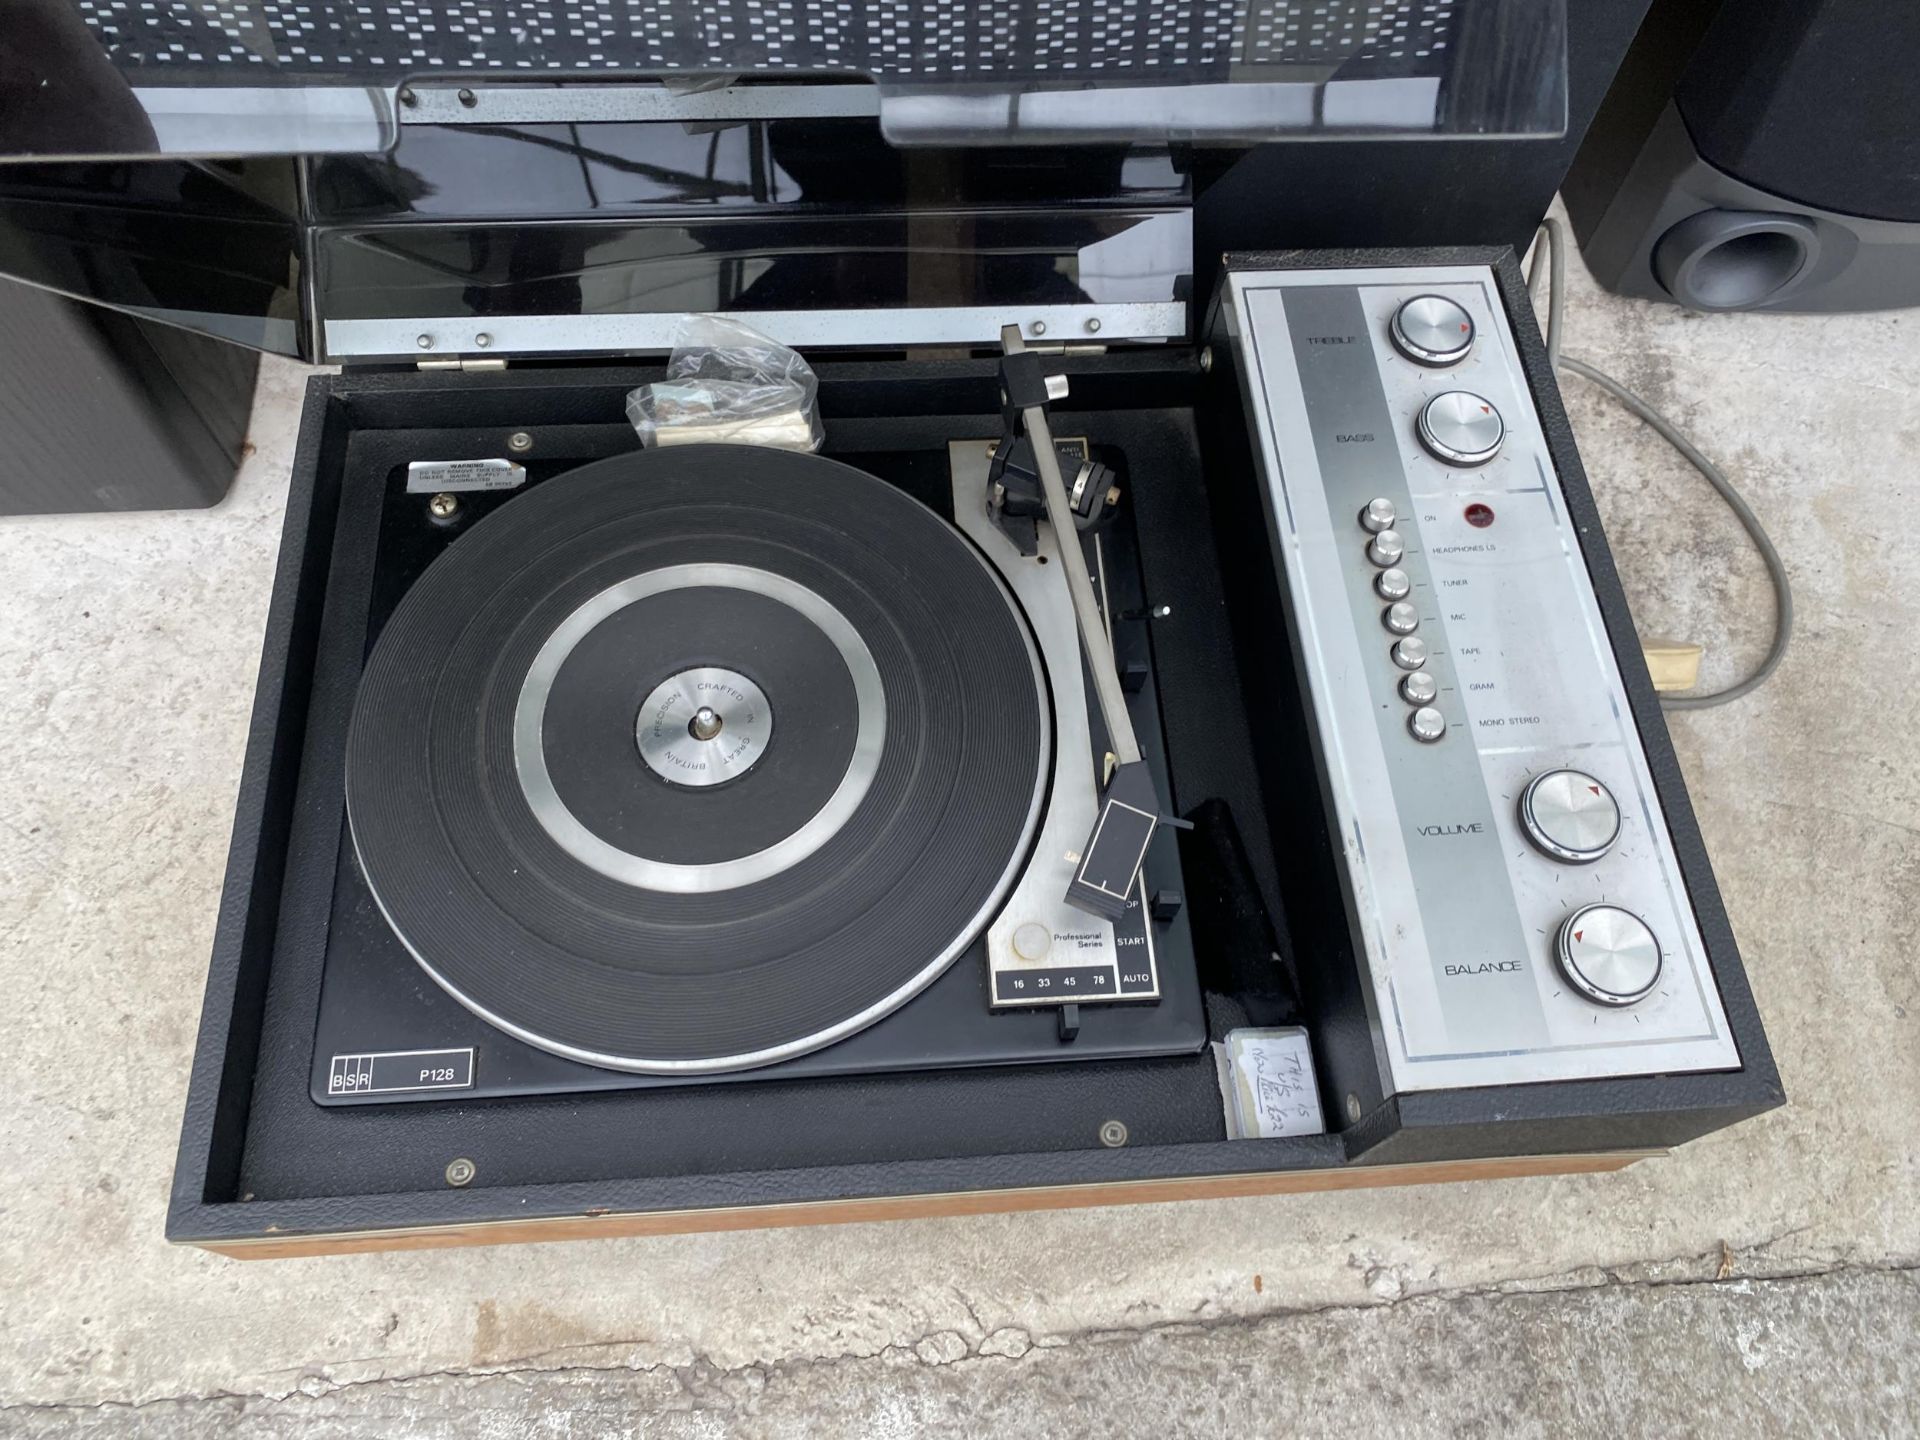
[{"xmin": 513, "ymin": 563, "xmax": 885, "ymax": 894}]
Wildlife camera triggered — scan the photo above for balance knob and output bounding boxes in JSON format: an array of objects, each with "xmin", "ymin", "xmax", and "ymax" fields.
[
  {"xmin": 1417, "ymin": 391, "xmax": 1505, "ymax": 467},
  {"xmin": 1518, "ymin": 769, "xmax": 1620, "ymax": 864},
  {"xmin": 1390, "ymin": 295, "xmax": 1475, "ymax": 367},
  {"xmin": 1556, "ymin": 904, "xmax": 1662, "ymax": 1007}
]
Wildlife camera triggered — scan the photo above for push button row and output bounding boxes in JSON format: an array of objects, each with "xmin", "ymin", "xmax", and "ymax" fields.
[{"xmin": 1359, "ymin": 498, "xmax": 1444, "ymax": 744}]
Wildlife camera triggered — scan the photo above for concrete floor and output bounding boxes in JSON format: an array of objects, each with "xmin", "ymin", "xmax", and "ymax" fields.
[{"xmin": 0, "ymin": 243, "xmax": 1915, "ymax": 1436}]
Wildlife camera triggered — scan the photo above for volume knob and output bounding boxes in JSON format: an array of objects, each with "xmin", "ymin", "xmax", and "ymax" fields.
[
  {"xmin": 1417, "ymin": 391, "xmax": 1505, "ymax": 467},
  {"xmin": 1518, "ymin": 769, "xmax": 1620, "ymax": 864},
  {"xmin": 1556, "ymin": 904, "xmax": 1662, "ymax": 1007}
]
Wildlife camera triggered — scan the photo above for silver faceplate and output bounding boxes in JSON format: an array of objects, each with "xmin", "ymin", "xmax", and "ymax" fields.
[
  {"xmin": 1224, "ymin": 265, "xmax": 1740, "ymax": 1092},
  {"xmin": 949, "ymin": 441, "xmax": 1161, "ymax": 1008}
]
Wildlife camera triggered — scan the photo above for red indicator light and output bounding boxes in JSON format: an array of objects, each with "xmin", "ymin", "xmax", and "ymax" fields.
[{"xmin": 1464, "ymin": 503, "xmax": 1495, "ymax": 528}]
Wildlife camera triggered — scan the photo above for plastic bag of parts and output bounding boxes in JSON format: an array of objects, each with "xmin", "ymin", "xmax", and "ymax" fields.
[{"xmin": 625, "ymin": 315, "xmax": 823, "ymax": 453}]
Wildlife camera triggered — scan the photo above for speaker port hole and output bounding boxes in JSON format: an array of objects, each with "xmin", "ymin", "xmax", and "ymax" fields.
[
  {"xmin": 1691, "ymin": 231, "xmax": 1807, "ymax": 308},
  {"xmin": 1653, "ymin": 211, "xmax": 1818, "ymax": 311}
]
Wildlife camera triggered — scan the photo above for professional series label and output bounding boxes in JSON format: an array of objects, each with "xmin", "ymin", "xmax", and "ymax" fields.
[{"xmin": 989, "ymin": 891, "xmax": 1163, "ymax": 1007}]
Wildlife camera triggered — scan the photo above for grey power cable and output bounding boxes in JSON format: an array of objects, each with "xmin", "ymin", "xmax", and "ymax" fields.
[{"xmin": 1526, "ymin": 217, "xmax": 1794, "ymax": 710}]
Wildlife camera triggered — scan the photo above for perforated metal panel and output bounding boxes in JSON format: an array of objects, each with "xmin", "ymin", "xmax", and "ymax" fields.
[{"xmin": 73, "ymin": 0, "xmax": 1458, "ymax": 77}]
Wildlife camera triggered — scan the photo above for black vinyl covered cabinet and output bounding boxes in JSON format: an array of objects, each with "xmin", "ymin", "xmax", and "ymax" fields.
[
  {"xmin": 164, "ymin": 253, "xmax": 1780, "ymax": 1258},
  {"xmin": 0, "ymin": 0, "xmax": 1780, "ymax": 1255}
]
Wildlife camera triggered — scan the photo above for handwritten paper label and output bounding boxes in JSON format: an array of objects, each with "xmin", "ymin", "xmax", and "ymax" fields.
[{"xmin": 1220, "ymin": 1028, "xmax": 1325, "ymax": 1139}]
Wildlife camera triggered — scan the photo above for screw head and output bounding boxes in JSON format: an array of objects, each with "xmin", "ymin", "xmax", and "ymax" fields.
[
  {"xmin": 1199, "ymin": 346, "xmax": 1214, "ymax": 373},
  {"xmin": 1098, "ymin": 1119, "xmax": 1129, "ymax": 1148},
  {"xmin": 428, "ymin": 492, "xmax": 459, "ymax": 519},
  {"xmin": 1346, "ymin": 1094, "xmax": 1363, "ymax": 1123},
  {"xmin": 398, "ymin": 86, "xmax": 419, "ymax": 108},
  {"xmin": 507, "ymin": 431, "xmax": 534, "ymax": 453},
  {"xmin": 473, "ymin": 332, "xmax": 492, "ymax": 349},
  {"xmin": 1030, "ymin": 320, "xmax": 1048, "ymax": 336},
  {"xmin": 1085, "ymin": 316, "xmax": 1102, "ymax": 334},
  {"xmin": 457, "ymin": 87, "xmax": 477, "ymax": 108},
  {"xmin": 445, "ymin": 1157, "xmax": 476, "ymax": 1187},
  {"xmin": 415, "ymin": 333, "xmax": 434, "ymax": 350}
]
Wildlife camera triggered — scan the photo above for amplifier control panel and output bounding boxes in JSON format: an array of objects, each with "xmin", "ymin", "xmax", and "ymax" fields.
[{"xmin": 1223, "ymin": 265, "xmax": 1741, "ymax": 1092}]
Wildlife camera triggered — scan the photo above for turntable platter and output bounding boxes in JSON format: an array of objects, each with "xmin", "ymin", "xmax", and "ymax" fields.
[{"xmin": 345, "ymin": 445, "xmax": 1050, "ymax": 1073}]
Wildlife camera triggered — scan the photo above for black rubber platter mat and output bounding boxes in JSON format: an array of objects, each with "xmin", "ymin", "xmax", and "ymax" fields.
[{"xmin": 345, "ymin": 444, "xmax": 1049, "ymax": 1071}]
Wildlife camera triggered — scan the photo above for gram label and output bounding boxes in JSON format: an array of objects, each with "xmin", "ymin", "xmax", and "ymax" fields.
[
  {"xmin": 328, "ymin": 1048, "xmax": 474, "ymax": 1095},
  {"xmin": 405, "ymin": 458, "xmax": 527, "ymax": 494}
]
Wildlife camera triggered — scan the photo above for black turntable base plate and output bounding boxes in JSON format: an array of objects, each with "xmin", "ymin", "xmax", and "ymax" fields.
[
  {"xmin": 345, "ymin": 445, "xmax": 1052, "ymax": 1074},
  {"xmin": 310, "ymin": 427, "xmax": 1204, "ymax": 1107},
  {"xmin": 314, "ymin": 820, "xmax": 1205, "ymax": 1103}
]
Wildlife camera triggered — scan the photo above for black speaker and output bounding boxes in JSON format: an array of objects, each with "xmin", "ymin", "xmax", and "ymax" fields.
[
  {"xmin": 1564, "ymin": 0, "xmax": 1920, "ymax": 312},
  {"xmin": 0, "ymin": 276, "xmax": 258, "ymax": 515}
]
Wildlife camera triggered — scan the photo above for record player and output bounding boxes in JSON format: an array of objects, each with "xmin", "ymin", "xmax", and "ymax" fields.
[
  {"xmin": 0, "ymin": 0, "xmax": 1783, "ymax": 1256},
  {"xmin": 319, "ymin": 423, "xmax": 1206, "ymax": 1104}
]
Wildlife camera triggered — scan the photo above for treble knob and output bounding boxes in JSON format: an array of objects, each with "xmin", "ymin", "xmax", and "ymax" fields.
[{"xmin": 1390, "ymin": 294, "xmax": 1476, "ymax": 367}]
